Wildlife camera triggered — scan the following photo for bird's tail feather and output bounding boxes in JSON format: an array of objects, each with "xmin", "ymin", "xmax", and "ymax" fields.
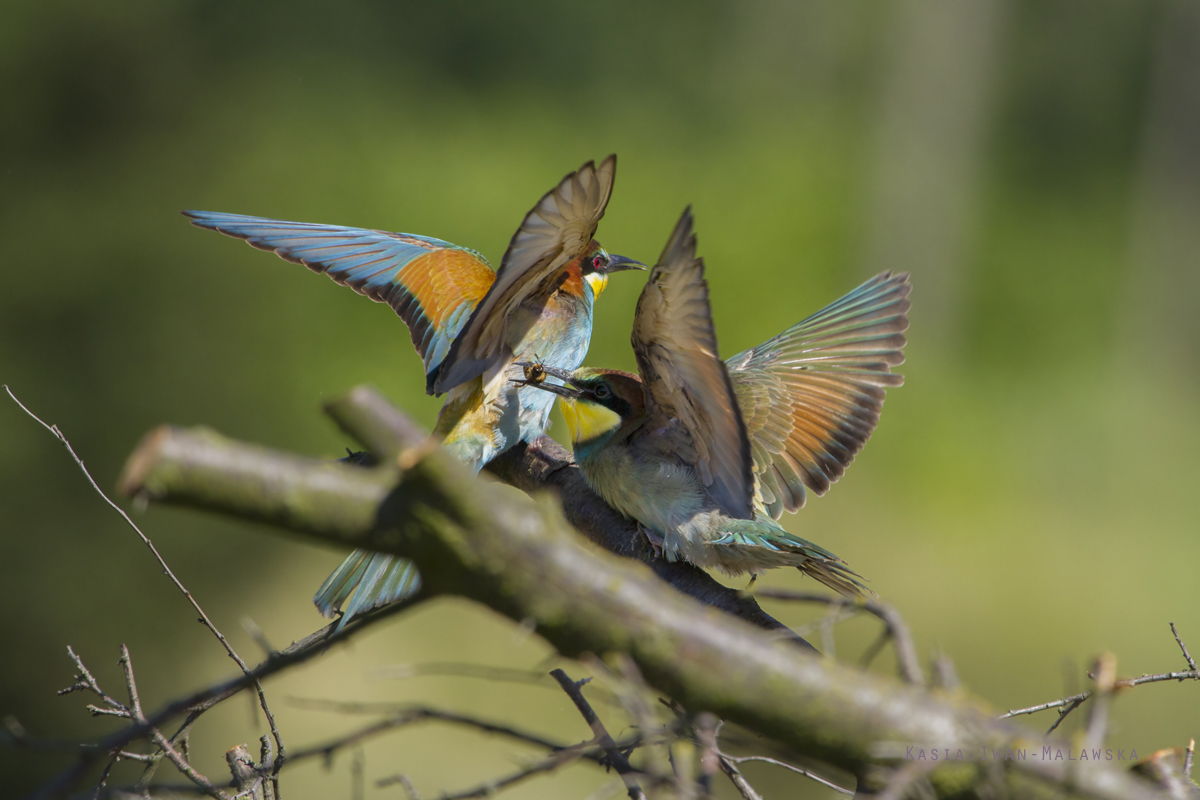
[
  {"xmin": 313, "ymin": 550, "xmax": 422, "ymax": 632},
  {"xmin": 796, "ymin": 558, "xmax": 869, "ymax": 598},
  {"xmin": 316, "ymin": 376, "xmax": 517, "ymax": 629},
  {"xmin": 711, "ymin": 519, "xmax": 870, "ymax": 597}
]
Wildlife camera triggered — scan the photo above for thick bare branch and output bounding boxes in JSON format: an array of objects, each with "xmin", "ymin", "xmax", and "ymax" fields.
[
  {"xmin": 116, "ymin": 416, "xmax": 1177, "ymax": 800},
  {"xmin": 324, "ymin": 386, "xmax": 805, "ymax": 643}
]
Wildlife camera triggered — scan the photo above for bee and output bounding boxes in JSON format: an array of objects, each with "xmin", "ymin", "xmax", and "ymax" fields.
[{"xmin": 522, "ymin": 361, "xmax": 547, "ymax": 385}]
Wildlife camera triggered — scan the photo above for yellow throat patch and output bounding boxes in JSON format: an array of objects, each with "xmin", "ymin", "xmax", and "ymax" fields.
[
  {"xmin": 584, "ymin": 271, "xmax": 608, "ymax": 299},
  {"xmin": 560, "ymin": 397, "xmax": 622, "ymax": 444}
]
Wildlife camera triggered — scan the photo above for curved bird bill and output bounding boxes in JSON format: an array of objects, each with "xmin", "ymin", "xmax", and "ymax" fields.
[
  {"xmin": 631, "ymin": 207, "xmax": 755, "ymax": 520},
  {"xmin": 431, "ymin": 155, "xmax": 618, "ymax": 395}
]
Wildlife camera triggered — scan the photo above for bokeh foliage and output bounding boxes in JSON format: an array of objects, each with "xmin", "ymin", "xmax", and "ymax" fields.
[{"xmin": 2, "ymin": 1, "xmax": 1197, "ymax": 797}]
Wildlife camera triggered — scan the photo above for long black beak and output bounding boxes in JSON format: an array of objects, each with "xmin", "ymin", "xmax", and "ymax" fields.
[{"xmin": 603, "ymin": 254, "xmax": 647, "ymax": 273}]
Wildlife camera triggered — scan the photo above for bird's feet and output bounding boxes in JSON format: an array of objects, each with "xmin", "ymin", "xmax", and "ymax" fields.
[
  {"xmin": 638, "ymin": 523, "xmax": 665, "ymax": 560},
  {"xmin": 746, "ymin": 573, "xmax": 759, "ymax": 590}
]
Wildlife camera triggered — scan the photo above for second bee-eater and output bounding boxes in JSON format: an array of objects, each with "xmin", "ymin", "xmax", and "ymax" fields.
[
  {"xmin": 519, "ymin": 208, "xmax": 909, "ymax": 594},
  {"xmin": 185, "ymin": 156, "xmax": 643, "ymax": 626}
]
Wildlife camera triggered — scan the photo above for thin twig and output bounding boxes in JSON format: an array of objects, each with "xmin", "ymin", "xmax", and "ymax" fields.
[
  {"xmin": 1004, "ymin": 624, "xmax": 1200, "ymax": 731},
  {"xmin": 331, "ymin": 710, "xmax": 645, "ymax": 800},
  {"xmin": 394, "ymin": 774, "xmax": 423, "ymax": 800},
  {"xmin": 581, "ymin": 653, "xmax": 674, "ymax": 782},
  {"xmin": 717, "ymin": 757, "xmax": 762, "ymax": 800},
  {"xmin": 721, "ymin": 755, "xmax": 853, "ymax": 795},
  {"xmin": 550, "ymin": 669, "xmax": 647, "ymax": 800},
  {"xmin": 372, "ymin": 662, "xmax": 555, "ymax": 684},
  {"xmin": 377, "ymin": 737, "xmax": 599, "ymax": 800},
  {"xmin": 258, "ymin": 735, "xmax": 274, "ymax": 800},
  {"xmin": 754, "ymin": 590, "xmax": 924, "ymax": 685},
  {"xmin": 1003, "ymin": 669, "xmax": 1200, "ymax": 720},
  {"xmin": 1002, "ymin": 691, "xmax": 1091, "ymax": 720},
  {"xmin": 121, "ymin": 646, "xmax": 229, "ymax": 800},
  {"xmin": 285, "ymin": 701, "xmax": 580, "ymax": 761},
  {"xmin": 62, "ymin": 646, "xmax": 126, "ymax": 710},
  {"xmin": 90, "ymin": 752, "xmax": 119, "ymax": 800},
  {"xmin": 5, "ymin": 386, "xmax": 287, "ymax": 792},
  {"xmin": 707, "ymin": 716, "xmax": 852, "ymax": 796},
  {"xmin": 1171, "ymin": 623, "xmax": 1198, "ymax": 673},
  {"xmin": 1045, "ymin": 697, "xmax": 1087, "ymax": 735},
  {"xmin": 60, "ymin": 645, "xmax": 231, "ymax": 800},
  {"xmin": 1185, "ymin": 738, "xmax": 1195, "ymax": 781},
  {"xmin": 27, "ymin": 597, "xmax": 424, "ymax": 800},
  {"xmin": 371, "ymin": 661, "xmax": 622, "ymax": 707}
]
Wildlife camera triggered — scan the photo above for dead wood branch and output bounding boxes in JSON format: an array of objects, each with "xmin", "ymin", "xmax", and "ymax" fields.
[{"xmin": 111, "ymin": 390, "xmax": 1180, "ymax": 800}]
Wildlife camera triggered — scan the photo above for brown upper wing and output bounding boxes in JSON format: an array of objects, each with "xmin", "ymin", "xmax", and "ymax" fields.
[
  {"xmin": 430, "ymin": 156, "xmax": 617, "ymax": 394},
  {"xmin": 631, "ymin": 207, "xmax": 755, "ymax": 520}
]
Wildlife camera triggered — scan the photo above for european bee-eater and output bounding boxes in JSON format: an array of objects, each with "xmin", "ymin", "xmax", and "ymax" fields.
[
  {"xmin": 519, "ymin": 207, "xmax": 909, "ymax": 594},
  {"xmin": 185, "ymin": 156, "xmax": 643, "ymax": 625}
]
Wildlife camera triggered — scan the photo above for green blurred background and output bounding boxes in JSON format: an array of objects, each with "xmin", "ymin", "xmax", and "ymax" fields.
[{"xmin": 3, "ymin": 1, "xmax": 1198, "ymax": 797}]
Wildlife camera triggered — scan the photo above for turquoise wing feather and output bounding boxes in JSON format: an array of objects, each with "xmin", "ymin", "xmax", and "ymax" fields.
[
  {"xmin": 312, "ymin": 549, "xmax": 422, "ymax": 630},
  {"xmin": 726, "ymin": 272, "xmax": 911, "ymax": 518},
  {"xmin": 183, "ymin": 211, "xmax": 494, "ymax": 386}
]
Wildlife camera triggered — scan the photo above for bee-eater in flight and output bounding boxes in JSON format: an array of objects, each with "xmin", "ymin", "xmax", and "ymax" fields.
[
  {"xmin": 518, "ymin": 207, "xmax": 909, "ymax": 594},
  {"xmin": 185, "ymin": 156, "xmax": 644, "ymax": 625}
]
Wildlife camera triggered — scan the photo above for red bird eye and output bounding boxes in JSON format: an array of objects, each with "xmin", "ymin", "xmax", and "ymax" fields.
[{"xmin": 592, "ymin": 254, "xmax": 604, "ymax": 270}]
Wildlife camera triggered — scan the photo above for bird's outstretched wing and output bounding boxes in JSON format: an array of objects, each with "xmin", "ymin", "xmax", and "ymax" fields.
[
  {"xmin": 726, "ymin": 272, "xmax": 910, "ymax": 518},
  {"xmin": 183, "ymin": 211, "xmax": 494, "ymax": 387},
  {"xmin": 431, "ymin": 155, "xmax": 617, "ymax": 394},
  {"xmin": 631, "ymin": 207, "xmax": 755, "ymax": 520}
]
